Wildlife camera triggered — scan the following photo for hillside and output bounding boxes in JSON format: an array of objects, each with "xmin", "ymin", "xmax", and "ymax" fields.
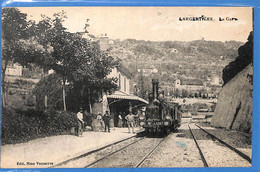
[{"xmin": 108, "ymin": 39, "xmax": 243, "ymax": 86}]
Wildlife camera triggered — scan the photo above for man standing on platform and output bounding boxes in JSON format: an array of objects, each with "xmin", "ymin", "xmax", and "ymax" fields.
[
  {"xmin": 118, "ymin": 112, "xmax": 123, "ymax": 128},
  {"xmin": 97, "ymin": 113, "xmax": 104, "ymax": 131},
  {"xmin": 103, "ymin": 111, "xmax": 111, "ymax": 132},
  {"xmin": 125, "ymin": 112, "xmax": 138, "ymax": 133},
  {"xmin": 77, "ymin": 108, "xmax": 84, "ymax": 137}
]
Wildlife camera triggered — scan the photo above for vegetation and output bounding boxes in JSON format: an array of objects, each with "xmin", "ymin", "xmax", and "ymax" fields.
[
  {"xmin": 135, "ymin": 73, "xmax": 148, "ymax": 99},
  {"xmin": 1, "ymin": 108, "xmax": 77, "ymax": 145},
  {"xmin": 2, "ymin": 8, "xmax": 119, "ymax": 112},
  {"xmin": 1, "ymin": 8, "xmax": 119, "ymax": 144},
  {"xmin": 33, "ymin": 73, "xmax": 118, "ymax": 112},
  {"xmin": 5, "ymin": 78, "xmax": 36, "ymax": 110},
  {"xmin": 1, "ymin": 8, "xmax": 31, "ymax": 107},
  {"xmin": 109, "ymin": 37, "xmax": 244, "ymax": 97},
  {"xmin": 181, "ymin": 103, "xmax": 212, "ymax": 115},
  {"xmin": 222, "ymin": 32, "xmax": 253, "ymax": 85}
]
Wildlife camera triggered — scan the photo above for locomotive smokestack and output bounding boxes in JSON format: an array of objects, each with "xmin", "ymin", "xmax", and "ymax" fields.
[{"xmin": 152, "ymin": 79, "xmax": 159, "ymax": 100}]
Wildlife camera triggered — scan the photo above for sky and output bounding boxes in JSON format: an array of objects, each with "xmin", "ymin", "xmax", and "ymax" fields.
[{"xmin": 17, "ymin": 7, "xmax": 253, "ymax": 42}]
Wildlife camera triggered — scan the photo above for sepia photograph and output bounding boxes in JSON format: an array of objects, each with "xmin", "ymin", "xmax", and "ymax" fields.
[{"xmin": 1, "ymin": 7, "xmax": 253, "ymax": 168}]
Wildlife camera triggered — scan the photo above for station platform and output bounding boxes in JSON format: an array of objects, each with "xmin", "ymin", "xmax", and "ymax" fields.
[{"xmin": 1, "ymin": 127, "xmax": 143, "ymax": 168}]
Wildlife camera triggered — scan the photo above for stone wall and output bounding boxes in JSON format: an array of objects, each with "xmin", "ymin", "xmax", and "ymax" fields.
[{"xmin": 211, "ymin": 64, "xmax": 253, "ymax": 133}]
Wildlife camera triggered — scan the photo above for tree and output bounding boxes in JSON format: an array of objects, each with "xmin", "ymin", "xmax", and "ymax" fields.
[
  {"xmin": 2, "ymin": 8, "xmax": 119, "ymax": 112},
  {"xmin": 71, "ymin": 44, "xmax": 119, "ymax": 112},
  {"xmin": 30, "ymin": 11, "xmax": 87, "ymax": 111},
  {"xmin": 181, "ymin": 89, "xmax": 188, "ymax": 98},
  {"xmin": 174, "ymin": 89, "xmax": 180, "ymax": 98},
  {"xmin": 32, "ymin": 11, "xmax": 119, "ymax": 112},
  {"xmin": 50, "ymin": 24, "xmax": 79, "ymax": 111},
  {"xmin": 1, "ymin": 8, "xmax": 55, "ymax": 108},
  {"xmin": 20, "ymin": 11, "xmax": 73, "ymax": 111},
  {"xmin": 1, "ymin": 8, "xmax": 31, "ymax": 107},
  {"xmin": 137, "ymin": 73, "xmax": 146, "ymax": 99},
  {"xmin": 222, "ymin": 31, "xmax": 253, "ymax": 85}
]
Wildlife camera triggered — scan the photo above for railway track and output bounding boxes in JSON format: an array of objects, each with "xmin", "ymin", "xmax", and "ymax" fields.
[
  {"xmin": 51, "ymin": 132, "xmax": 145, "ymax": 168},
  {"xmin": 195, "ymin": 123, "xmax": 252, "ymax": 164},
  {"xmin": 134, "ymin": 136, "xmax": 166, "ymax": 167},
  {"xmin": 188, "ymin": 123, "xmax": 251, "ymax": 167},
  {"xmin": 51, "ymin": 130, "xmax": 168, "ymax": 168},
  {"xmin": 86, "ymin": 136, "xmax": 167, "ymax": 168},
  {"xmin": 188, "ymin": 123, "xmax": 209, "ymax": 167},
  {"xmin": 84, "ymin": 137, "xmax": 145, "ymax": 168}
]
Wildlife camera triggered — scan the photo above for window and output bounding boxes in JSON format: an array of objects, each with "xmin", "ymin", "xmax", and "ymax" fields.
[
  {"xmin": 124, "ymin": 77, "xmax": 126, "ymax": 92},
  {"xmin": 119, "ymin": 74, "xmax": 121, "ymax": 89}
]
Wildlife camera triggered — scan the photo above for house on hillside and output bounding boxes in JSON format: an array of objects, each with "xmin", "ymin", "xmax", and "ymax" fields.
[
  {"xmin": 5, "ymin": 62, "xmax": 23, "ymax": 76},
  {"xmin": 5, "ymin": 61, "xmax": 50, "ymax": 79},
  {"xmin": 174, "ymin": 79, "xmax": 206, "ymax": 91},
  {"xmin": 210, "ymin": 74, "xmax": 222, "ymax": 86},
  {"xmin": 99, "ymin": 33, "xmax": 115, "ymax": 51},
  {"xmin": 160, "ymin": 83, "xmax": 174, "ymax": 96},
  {"xmin": 174, "ymin": 79, "xmax": 220, "ymax": 98},
  {"xmin": 170, "ymin": 48, "xmax": 178, "ymax": 53},
  {"xmin": 174, "ymin": 79, "xmax": 206, "ymax": 97},
  {"xmin": 138, "ymin": 67, "xmax": 159, "ymax": 76}
]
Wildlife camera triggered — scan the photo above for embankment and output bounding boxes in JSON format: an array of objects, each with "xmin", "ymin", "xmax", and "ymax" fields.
[{"xmin": 211, "ymin": 64, "xmax": 253, "ymax": 133}]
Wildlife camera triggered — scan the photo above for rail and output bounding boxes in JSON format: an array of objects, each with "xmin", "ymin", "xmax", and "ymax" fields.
[
  {"xmin": 51, "ymin": 132, "xmax": 144, "ymax": 168},
  {"xmin": 134, "ymin": 137, "xmax": 167, "ymax": 167},
  {"xmin": 195, "ymin": 123, "xmax": 252, "ymax": 164},
  {"xmin": 85, "ymin": 137, "xmax": 145, "ymax": 168},
  {"xmin": 188, "ymin": 123, "xmax": 209, "ymax": 167}
]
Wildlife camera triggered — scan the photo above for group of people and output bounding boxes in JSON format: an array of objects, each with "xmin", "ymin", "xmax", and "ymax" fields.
[
  {"xmin": 97, "ymin": 111, "xmax": 111, "ymax": 132},
  {"xmin": 76, "ymin": 108, "xmax": 141, "ymax": 136},
  {"xmin": 118, "ymin": 111, "xmax": 141, "ymax": 128},
  {"xmin": 97, "ymin": 111, "xmax": 139, "ymax": 133}
]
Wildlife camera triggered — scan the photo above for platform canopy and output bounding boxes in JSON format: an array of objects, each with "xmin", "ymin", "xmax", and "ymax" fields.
[
  {"xmin": 107, "ymin": 91, "xmax": 149, "ymax": 105},
  {"xmin": 107, "ymin": 94, "xmax": 149, "ymax": 105}
]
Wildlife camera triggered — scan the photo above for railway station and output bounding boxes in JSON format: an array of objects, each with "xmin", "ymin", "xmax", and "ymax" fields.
[{"xmin": 1, "ymin": 6, "xmax": 254, "ymax": 169}]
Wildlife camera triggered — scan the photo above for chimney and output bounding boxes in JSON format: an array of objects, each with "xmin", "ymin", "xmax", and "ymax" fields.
[
  {"xmin": 99, "ymin": 33, "xmax": 109, "ymax": 51},
  {"xmin": 152, "ymin": 79, "xmax": 159, "ymax": 100}
]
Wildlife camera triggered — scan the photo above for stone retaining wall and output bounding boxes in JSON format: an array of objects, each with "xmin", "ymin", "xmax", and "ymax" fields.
[{"xmin": 211, "ymin": 64, "xmax": 253, "ymax": 133}]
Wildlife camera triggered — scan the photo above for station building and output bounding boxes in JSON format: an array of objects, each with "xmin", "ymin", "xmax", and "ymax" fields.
[{"xmin": 92, "ymin": 65, "xmax": 148, "ymax": 127}]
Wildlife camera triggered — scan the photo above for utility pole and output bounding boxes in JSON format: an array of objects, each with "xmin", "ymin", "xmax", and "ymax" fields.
[{"xmin": 135, "ymin": 53, "xmax": 138, "ymax": 73}]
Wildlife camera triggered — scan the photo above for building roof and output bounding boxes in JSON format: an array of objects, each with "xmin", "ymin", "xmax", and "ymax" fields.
[
  {"xmin": 107, "ymin": 91, "xmax": 149, "ymax": 104},
  {"xmin": 116, "ymin": 65, "xmax": 133, "ymax": 79},
  {"xmin": 107, "ymin": 94, "xmax": 148, "ymax": 104}
]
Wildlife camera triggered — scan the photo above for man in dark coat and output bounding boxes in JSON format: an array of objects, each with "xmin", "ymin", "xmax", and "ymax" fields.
[{"xmin": 103, "ymin": 111, "xmax": 111, "ymax": 132}]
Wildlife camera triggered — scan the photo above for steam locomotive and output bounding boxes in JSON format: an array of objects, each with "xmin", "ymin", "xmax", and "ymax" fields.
[{"xmin": 139, "ymin": 79, "xmax": 182, "ymax": 135}]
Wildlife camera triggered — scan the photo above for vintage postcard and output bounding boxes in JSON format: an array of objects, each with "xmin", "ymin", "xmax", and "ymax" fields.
[{"xmin": 1, "ymin": 7, "xmax": 253, "ymax": 168}]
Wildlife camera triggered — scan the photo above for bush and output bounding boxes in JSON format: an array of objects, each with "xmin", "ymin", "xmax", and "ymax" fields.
[
  {"xmin": 14, "ymin": 79, "xmax": 35, "ymax": 87},
  {"xmin": 1, "ymin": 108, "xmax": 77, "ymax": 145},
  {"xmin": 181, "ymin": 103, "xmax": 210, "ymax": 115},
  {"xmin": 83, "ymin": 111, "xmax": 96, "ymax": 126},
  {"xmin": 33, "ymin": 74, "xmax": 64, "ymax": 111}
]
